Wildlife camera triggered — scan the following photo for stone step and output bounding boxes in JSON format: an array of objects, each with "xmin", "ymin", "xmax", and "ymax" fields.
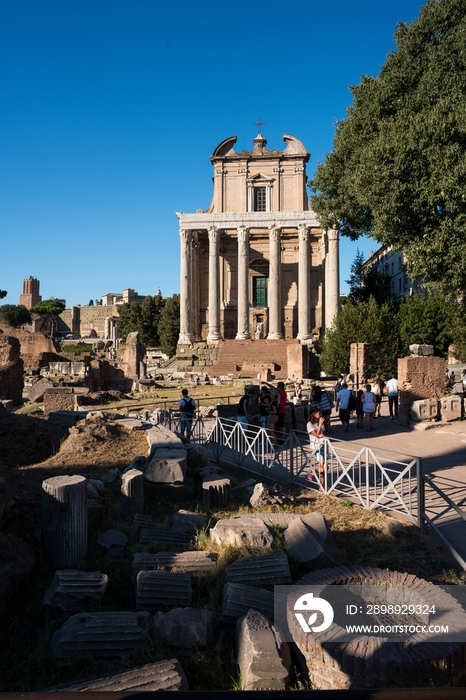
[
  {"xmin": 221, "ymin": 582, "xmax": 274, "ymax": 622},
  {"xmin": 50, "ymin": 611, "xmax": 149, "ymax": 658},
  {"xmin": 138, "ymin": 528, "xmax": 197, "ymax": 550},
  {"xmin": 41, "ymin": 570, "xmax": 108, "ymax": 612},
  {"xmin": 132, "ymin": 551, "xmax": 217, "ymax": 575},
  {"xmin": 136, "ymin": 571, "xmax": 193, "ymax": 611},
  {"xmin": 43, "ymin": 659, "xmax": 188, "ymax": 691},
  {"xmin": 225, "ymin": 553, "xmax": 291, "ymax": 586}
]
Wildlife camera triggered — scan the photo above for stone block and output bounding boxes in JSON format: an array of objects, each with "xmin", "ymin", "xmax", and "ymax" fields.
[
  {"xmin": 97, "ymin": 529, "xmax": 128, "ymax": 558},
  {"xmin": 283, "ymin": 512, "xmax": 340, "ymax": 564},
  {"xmin": 146, "ymin": 424, "xmax": 184, "ymax": 452},
  {"xmin": 132, "ymin": 513, "xmax": 161, "ymax": 529},
  {"xmin": 236, "ymin": 609, "xmax": 291, "ymax": 690},
  {"xmin": 136, "ymin": 571, "xmax": 192, "ymax": 611},
  {"xmin": 409, "ymin": 344, "xmax": 434, "ymax": 356},
  {"xmin": 0, "ymin": 335, "xmax": 24, "ymax": 405},
  {"xmin": 28, "ymin": 377, "xmax": 55, "ymax": 403},
  {"xmin": 210, "ymin": 516, "xmax": 274, "ymax": 549},
  {"xmin": 0, "ymin": 399, "xmax": 13, "ymax": 412},
  {"xmin": 138, "ymin": 528, "xmax": 196, "ymax": 550},
  {"xmin": 132, "ymin": 551, "xmax": 217, "ymax": 576},
  {"xmin": 221, "ymin": 583, "xmax": 274, "ymax": 622},
  {"xmin": 185, "ymin": 444, "xmax": 211, "ymax": 471},
  {"xmin": 225, "ymin": 553, "xmax": 291, "ymax": 586},
  {"xmin": 41, "ymin": 570, "xmax": 108, "ymax": 612},
  {"xmin": 121, "ymin": 468, "xmax": 144, "ymax": 514},
  {"xmin": 410, "ymin": 398, "xmax": 439, "ymax": 422},
  {"xmin": 171, "ymin": 510, "xmax": 207, "ymax": 533},
  {"xmin": 202, "ymin": 475, "xmax": 231, "ymax": 509},
  {"xmin": 249, "ymin": 482, "xmax": 289, "ymax": 508},
  {"xmin": 116, "ymin": 418, "xmax": 146, "ymax": 431},
  {"xmin": 153, "ymin": 607, "xmax": 214, "ymax": 648},
  {"xmin": 43, "ymin": 659, "xmax": 188, "ymax": 692},
  {"xmin": 42, "ymin": 475, "xmax": 88, "ymax": 568},
  {"xmin": 439, "ymin": 395, "xmax": 462, "ymax": 422},
  {"xmin": 145, "ymin": 448, "xmax": 187, "ymax": 484},
  {"xmin": 50, "ymin": 611, "xmax": 149, "ymax": 658}
]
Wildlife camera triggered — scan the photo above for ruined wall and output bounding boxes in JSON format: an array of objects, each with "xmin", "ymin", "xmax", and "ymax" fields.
[
  {"xmin": 58, "ymin": 305, "xmax": 119, "ymax": 338},
  {"xmin": 0, "ymin": 326, "xmax": 61, "ymax": 370},
  {"xmin": 0, "ymin": 335, "xmax": 24, "ymax": 405},
  {"xmin": 287, "ymin": 343, "xmax": 309, "ymax": 379},
  {"xmin": 43, "ymin": 389, "xmax": 82, "ymax": 417},
  {"xmin": 398, "ymin": 355, "xmax": 446, "ymax": 426}
]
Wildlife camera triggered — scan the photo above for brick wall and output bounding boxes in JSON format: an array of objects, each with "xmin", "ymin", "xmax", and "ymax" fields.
[{"xmin": 398, "ymin": 355, "xmax": 446, "ymax": 426}]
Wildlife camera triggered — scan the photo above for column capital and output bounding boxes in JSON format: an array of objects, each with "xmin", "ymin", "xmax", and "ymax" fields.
[
  {"xmin": 298, "ymin": 223, "xmax": 310, "ymax": 240},
  {"xmin": 268, "ymin": 225, "xmax": 281, "ymax": 241},
  {"xmin": 326, "ymin": 228, "xmax": 339, "ymax": 241},
  {"xmin": 208, "ymin": 226, "xmax": 220, "ymax": 244},
  {"xmin": 180, "ymin": 228, "xmax": 192, "ymax": 243},
  {"xmin": 237, "ymin": 225, "xmax": 249, "ymax": 242}
]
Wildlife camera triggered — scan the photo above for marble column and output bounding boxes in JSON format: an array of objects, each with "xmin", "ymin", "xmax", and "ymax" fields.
[
  {"xmin": 267, "ymin": 225, "xmax": 282, "ymax": 339},
  {"xmin": 297, "ymin": 224, "xmax": 311, "ymax": 341},
  {"xmin": 325, "ymin": 228, "xmax": 340, "ymax": 330},
  {"xmin": 207, "ymin": 226, "xmax": 221, "ymax": 342},
  {"xmin": 236, "ymin": 226, "xmax": 251, "ymax": 339},
  {"xmin": 178, "ymin": 228, "xmax": 193, "ymax": 344}
]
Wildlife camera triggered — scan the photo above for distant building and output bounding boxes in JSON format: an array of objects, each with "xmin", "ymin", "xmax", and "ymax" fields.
[
  {"xmin": 361, "ymin": 245, "xmax": 424, "ymax": 301},
  {"xmin": 101, "ymin": 288, "xmax": 146, "ymax": 306},
  {"xmin": 19, "ymin": 276, "xmax": 41, "ymax": 309}
]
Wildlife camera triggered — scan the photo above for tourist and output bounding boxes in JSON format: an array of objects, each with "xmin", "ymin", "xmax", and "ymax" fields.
[
  {"xmin": 258, "ymin": 385, "xmax": 271, "ymax": 429},
  {"xmin": 194, "ymin": 374, "xmax": 200, "ymax": 386},
  {"xmin": 267, "ymin": 391, "xmax": 279, "ymax": 445},
  {"xmin": 370, "ymin": 378, "xmax": 381, "ymax": 418},
  {"xmin": 313, "ymin": 385, "xmax": 333, "ymax": 432},
  {"xmin": 293, "ymin": 382, "xmax": 302, "ymax": 405},
  {"xmin": 179, "ymin": 388, "xmax": 196, "ymax": 442},
  {"xmin": 356, "ymin": 385, "xmax": 364, "ymax": 429},
  {"xmin": 307, "ymin": 407, "xmax": 326, "ymax": 486},
  {"xmin": 374, "ymin": 373, "xmax": 384, "ymax": 417},
  {"xmin": 276, "ymin": 381, "xmax": 287, "ymax": 443},
  {"xmin": 362, "ymin": 383, "xmax": 376, "ymax": 430},
  {"xmin": 237, "ymin": 388, "xmax": 254, "ymax": 429},
  {"xmin": 462, "ymin": 369, "xmax": 466, "ymax": 396},
  {"xmin": 336, "ymin": 381, "xmax": 352, "ymax": 432},
  {"xmin": 386, "ymin": 374, "xmax": 399, "ymax": 420}
]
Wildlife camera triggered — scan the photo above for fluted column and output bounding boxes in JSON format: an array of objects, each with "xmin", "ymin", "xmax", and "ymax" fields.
[
  {"xmin": 325, "ymin": 228, "xmax": 340, "ymax": 330},
  {"xmin": 236, "ymin": 226, "xmax": 250, "ymax": 339},
  {"xmin": 207, "ymin": 227, "xmax": 221, "ymax": 342},
  {"xmin": 178, "ymin": 228, "xmax": 193, "ymax": 344},
  {"xmin": 297, "ymin": 224, "xmax": 311, "ymax": 341},
  {"xmin": 267, "ymin": 225, "xmax": 282, "ymax": 339}
]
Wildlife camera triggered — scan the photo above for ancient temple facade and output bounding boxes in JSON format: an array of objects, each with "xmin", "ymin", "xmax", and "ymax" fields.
[{"xmin": 176, "ymin": 132, "xmax": 339, "ymax": 354}]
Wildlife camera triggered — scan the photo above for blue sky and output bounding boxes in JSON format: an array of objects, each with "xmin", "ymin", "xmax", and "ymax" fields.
[{"xmin": 1, "ymin": 0, "xmax": 425, "ymax": 308}]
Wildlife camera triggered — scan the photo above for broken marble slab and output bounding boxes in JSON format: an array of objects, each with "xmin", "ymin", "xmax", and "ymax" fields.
[
  {"xmin": 236, "ymin": 609, "xmax": 291, "ymax": 690},
  {"xmin": 225, "ymin": 553, "xmax": 291, "ymax": 587},
  {"xmin": 221, "ymin": 582, "xmax": 274, "ymax": 623},
  {"xmin": 132, "ymin": 551, "xmax": 217, "ymax": 576},
  {"xmin": 210, "ymin": 516, "xmax": 274, "ymax": 549},
  {"xmin": 50, "ymin": 611, "xmax": 149, "ymax": 658},
  {"xmin": 283, "ymin": 512, "xmax": 340, "ymax": 564},
  {"xmin": 153, "ymin": 607, "xmax": 213, "ymax": 648},
  {"xmin": 41, "ymin": 570, "xmax": 108, "ymax": 612},
  {"xmin": 136, "ymin": 570, "xmax": 192, "ymax": 611},
  {"xmin": 138, "ymin": 528, "xmax": 197, "ymax": 550},
  {"xmin": 171, "ymin": 509, "xmax": 208, "ymax": 533}
]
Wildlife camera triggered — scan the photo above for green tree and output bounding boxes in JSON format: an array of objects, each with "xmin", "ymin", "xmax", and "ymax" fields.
[
  {"xmin": 140, "ymin": 293, "xmax": 166, "ymax": 346},
  {"xmin": 30, "ymin": 299, "xmax": 65, "ymax": 338},
  {"xmin": 398, "ymin": 293, "xmax": 453, "ymax": 355},
  {"xmin": 88, "ymin": 299, "xmax": 94, "ymax": 306},
  {"xmin": 310, "ymin": 0, "xmax": 466, "ymax": 296},
  {"xmin": 0, "ymin": 304, "xmax": 31, "ymax": 328},
  {"xmin": 346, "ymin": 249, "xmax": 391, "ymax": 304},
  {"xmin": 158, "ymin": 294, "xmax": 180, "ymax": 357},
  {"xmin": 321, "ymin": 297, "xmax": 401, "ymax": 377},
  {"xmin": 117, "ymin": 302, "xmax": 142, "ymax": 340},
  {"xmin": 0, "ymin": 289, "xmax": 6, "ymax": 299}
]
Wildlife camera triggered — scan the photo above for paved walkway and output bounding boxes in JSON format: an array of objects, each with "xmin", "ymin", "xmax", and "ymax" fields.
[{"xmin": 325, "ymin": 400, "xmax": 466, "ymax": 571}]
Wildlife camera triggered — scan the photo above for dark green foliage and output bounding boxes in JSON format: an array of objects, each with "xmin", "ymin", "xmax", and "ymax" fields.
[
  {"xmin": 398, "ymin": 293, "xmax": 453, "ymax": 355},
  {"xmin": 116, "ymin": 302, "xmax": 141, "ymax": 341},
  {"xmin": 0, "ymin": 304, "xmax": 31, "ymax": 328},
  {"xmin": 321, "ymin": 297, "xmax": 402, "ymax": 376},
  {"xmin": 88, "ymin": 299, "xmax": 94, "ymax": 306},
  {"xmin": 311, "ymin": 0, "xmax": 466, "ymax": 296},
  {"xmin": 30, "ymin": 300, "xmax": 65, "ymax": 316},
  {"xmin": 140, "ymin": 292, "xmax": 166, "ymax": 347},
  {"xmin": 0, "ymin": 289, "xmax": 6, "ymax": 299},
  {"xmin": 347, "ymin": 250, "xmax": 391, "ymax": 304},
  {"xmin": 158, "ymin": 294, "xmax": 180, "ymax": 357}
]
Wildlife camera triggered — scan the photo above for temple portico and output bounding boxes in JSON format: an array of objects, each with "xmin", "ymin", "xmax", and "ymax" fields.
[{"xmin": 176, "ymin": 132, "xmax": 339, "ymax": 366}]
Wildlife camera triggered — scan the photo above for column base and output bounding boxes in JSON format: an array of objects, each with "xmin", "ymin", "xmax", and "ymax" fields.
[
  {"xmin": 297, "ymin": 333, "xmax": 312, "ymax": 341},
  {"xmin": 207, "ymin": 332, "xmax": 221, "ymax": 343},
  {"xmin": 235, "ymin": 332, "xmax": 251, "ymax": 340},
  {"xmin": 178, "ymin": 333, "xmax": 194, "ymax": 345},
  {"xmin": 267, "ymin": 332, "xmax": 283, "ymax": 340}
]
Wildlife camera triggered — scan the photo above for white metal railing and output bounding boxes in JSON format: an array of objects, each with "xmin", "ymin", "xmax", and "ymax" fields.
[{"xmin": 205, "ymin": 417, "xmax": 420, "ymax": 522}]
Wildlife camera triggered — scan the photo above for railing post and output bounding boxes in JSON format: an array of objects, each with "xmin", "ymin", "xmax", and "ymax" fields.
[
  {"xmin": 417, "ymin": 457, "xmax": 425, "ymax": 532},
  {"xmin": 289, "ymin": 431, "xmax": 294, "ymax": 485}
]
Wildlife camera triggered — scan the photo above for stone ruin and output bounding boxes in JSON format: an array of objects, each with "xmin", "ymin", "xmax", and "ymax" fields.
[{"xmin": 0, "ymin": 334, "xmax": 24, "ymax": 407}]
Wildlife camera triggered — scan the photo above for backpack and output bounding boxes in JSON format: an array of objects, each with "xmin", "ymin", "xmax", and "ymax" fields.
[
  {"xmin": 348, "ymin": 392, "xmax": 358, "ymax": 412},
  {"xmin": 180, "ymin": 397, "xmax": 195, "ymax": 416}
]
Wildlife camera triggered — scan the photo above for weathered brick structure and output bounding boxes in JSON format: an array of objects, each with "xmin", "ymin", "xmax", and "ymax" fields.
[{"xmin": 398, "ymin": 352, "xmax": 446, "ymax": 426}]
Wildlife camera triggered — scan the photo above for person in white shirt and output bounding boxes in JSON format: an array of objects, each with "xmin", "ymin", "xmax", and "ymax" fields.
[
  {"xmin": 386, "ymin": 374, "xmax": 399, "ymax": 420},
  {"xmin": 307, "ymin": 408, "xmax": 326, "ymax": 486}
]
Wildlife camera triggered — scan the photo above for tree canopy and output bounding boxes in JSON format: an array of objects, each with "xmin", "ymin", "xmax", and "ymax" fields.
[
  {"xmin": 0, "ymin": 304, "xmax": 31, "ymax": 328},
  {"xmin": 30, "ymin": 300, "xmax": 65, "ymax": 316},
  {"xmin": 310, "ymin": 0, "xmax": 466, "ymax": 296}
]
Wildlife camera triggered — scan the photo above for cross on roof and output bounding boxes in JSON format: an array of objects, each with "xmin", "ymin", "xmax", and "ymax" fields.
[{"xmin": 254, "ymin": 119, "xmax": 266, "ymax": 133}]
